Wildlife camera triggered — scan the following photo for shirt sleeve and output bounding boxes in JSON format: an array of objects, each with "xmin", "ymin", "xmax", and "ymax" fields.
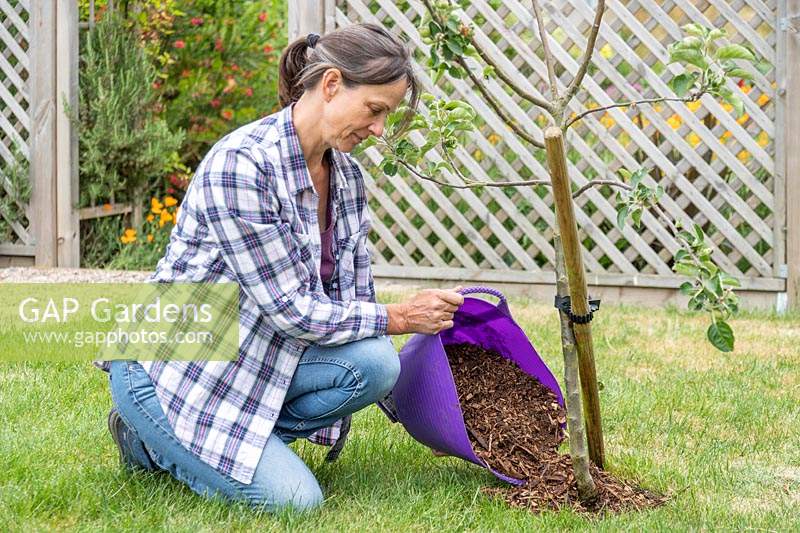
[{"xmin": 198, "ymin": 147, "xmax": 388, "ymax": 346}]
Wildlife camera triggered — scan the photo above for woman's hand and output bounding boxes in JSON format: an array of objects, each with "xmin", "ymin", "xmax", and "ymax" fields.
[{"xmin": 386, "ymin": 287, "xmax": 464, "ymax": 335}]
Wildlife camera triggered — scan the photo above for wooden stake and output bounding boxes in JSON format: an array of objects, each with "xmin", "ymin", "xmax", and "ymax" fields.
[{"xmin": 544, "ymin": 126, "xmax": 605, "ymax": 468}]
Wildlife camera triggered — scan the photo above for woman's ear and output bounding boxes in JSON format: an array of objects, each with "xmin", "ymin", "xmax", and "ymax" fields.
[{"xmin": 321, "ymin": 68, "xmax": 343, "ymax": 102}]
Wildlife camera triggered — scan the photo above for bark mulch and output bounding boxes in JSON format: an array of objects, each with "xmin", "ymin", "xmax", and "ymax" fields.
[{"xmin": 444, "ymin": 342, "xmax": 667, "ymax": 514}]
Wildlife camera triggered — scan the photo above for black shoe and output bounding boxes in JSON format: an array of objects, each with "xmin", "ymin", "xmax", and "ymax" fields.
[{"xmin": 107, "ymin": 408, "xmax": 158, "ymax": 471}]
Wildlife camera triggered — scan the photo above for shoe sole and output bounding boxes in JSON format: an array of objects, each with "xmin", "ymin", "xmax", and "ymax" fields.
[{"xmin": 107, "ymin": 408, "xmax": 128, "ymax": 468}]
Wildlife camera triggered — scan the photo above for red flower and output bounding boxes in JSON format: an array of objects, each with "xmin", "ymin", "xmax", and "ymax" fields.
[
  {"xmin": 173, "ymin": 39, "xmax": 185, "ymax": 49},
  {"xmin": 258, "ymin": 12, "xmax": 267, "ymax": 22},
  {"xmin": 221, "ymin": 109, "xmax": 233, "ymax": 121},
  {"xmin": 190, "ymin": 17, "xmax": 203, "ymax": 26},
  {"xmin": 167, "ymin": 187, "xmax": 176, "ymax": 194},
  {"xmin": 215, "ymin": 38, "xmax": 224, "ymax": 51},
  {"xmin": 180, "ymin": 69, "xmax": 191, "ymax": 78},
  {"xmin": 210, "ymin": 98, "xmax": 221, "ymax": 108},
  {"xmin": 152, "ymin": 81, "xmax": 161, "ymax": 89},
  {"xmin": 245, "ymin": 87, "xmax": 254, "ymax": 97},
  {"xmin": 263, "ymin": 44, "xmax": 273, "ymax": 54},
  {"xmin": 231, "ymin": 64, "xmax": 239, "ymax": 71}
]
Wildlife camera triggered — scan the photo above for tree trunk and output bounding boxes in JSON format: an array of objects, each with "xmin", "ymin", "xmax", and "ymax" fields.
[
  {"xmin": 544, "ymin": 126, "xmax": 605, "ymax": 468},
  {"xmin": 554, "ymin": 235, "xmax": 597, "ymax": 502}
]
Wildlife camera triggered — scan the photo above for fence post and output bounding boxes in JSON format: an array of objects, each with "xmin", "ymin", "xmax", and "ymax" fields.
[
  {"xmin": 288, "ymin": 0, "xmax": 326, "ymax": 41},
  {"xmin": 29, "ymin": 0, "xmax": 58, "ymax": 267},
  {"xmin": 56, "ymin": 0, "xmax": 80, "ymax": 267},
  {"xmin": 782, "ymin": 1, "xmax": 800, "ymax": 308}
]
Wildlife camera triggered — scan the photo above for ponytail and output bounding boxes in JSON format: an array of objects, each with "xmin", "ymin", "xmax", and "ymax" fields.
[{"xmin": 278, "ymin": 37, "xmax": 312, "ymax": 108}]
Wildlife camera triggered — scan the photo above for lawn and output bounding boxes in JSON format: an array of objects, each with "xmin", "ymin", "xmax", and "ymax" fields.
[{"xmin": 1, "ymin": 289, "xmax": 798, "ymax": 531}]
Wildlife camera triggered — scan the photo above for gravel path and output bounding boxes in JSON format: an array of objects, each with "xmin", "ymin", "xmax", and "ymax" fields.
[
  {"xmin": 0, "ymin": 267, "xmax": 413, "ymax": 293},
  {"xmin": 0, "ymin": 267, "xmax": 152, "ymax": 283}
]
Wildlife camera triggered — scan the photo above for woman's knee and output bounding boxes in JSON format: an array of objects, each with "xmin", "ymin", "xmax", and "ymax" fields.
[
  {"xmin": 249, "ymin": 478, "xmax": 323, "ymax": 512},
  {"xmin": 353, "ymin": 336, "xmax": 400, "ymax": 399}
]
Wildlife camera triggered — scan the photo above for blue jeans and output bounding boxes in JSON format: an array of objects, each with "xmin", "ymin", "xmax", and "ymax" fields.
[{"xmin": 108, "ymin": 335, "xmax": 399, "ymax": 511}]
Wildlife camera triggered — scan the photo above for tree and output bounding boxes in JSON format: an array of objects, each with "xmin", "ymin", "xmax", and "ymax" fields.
[{"xmin": 359, "ymin": 0, "xmax": 757, "ymax": 502}]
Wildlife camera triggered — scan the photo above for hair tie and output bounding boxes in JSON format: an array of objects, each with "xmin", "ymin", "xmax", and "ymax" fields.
[{"xmin": 306, "ymin": 33, "xmax": 320, "ymax": 48}]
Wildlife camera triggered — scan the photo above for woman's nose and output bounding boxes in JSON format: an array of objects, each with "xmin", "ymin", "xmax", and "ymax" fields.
[{"xmin": 368, "ymin": 120, "xmax": 385, "ymax": 137}]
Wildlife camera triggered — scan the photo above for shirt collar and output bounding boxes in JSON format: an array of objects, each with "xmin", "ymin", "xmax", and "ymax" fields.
[{"xmin": 279, "ymin": 102, "xmax": 350, "ymax": 197}]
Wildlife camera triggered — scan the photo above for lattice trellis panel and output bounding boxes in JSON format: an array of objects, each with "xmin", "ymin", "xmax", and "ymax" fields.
[
  {"xmin": 335, "ymin": 0, "xmax": 784, "ymax": 291},
  {"xmin": 0, "ymin": 0, "xmax": 31, "ymax": 247}
]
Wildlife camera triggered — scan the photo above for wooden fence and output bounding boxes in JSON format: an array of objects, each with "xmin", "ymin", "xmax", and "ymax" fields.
[
  {"xmin": 291, "ymin": 0, "xmax": 800, "ymax": 308},
  {"xmin": 0, "ymin": 0, "xmax": 79, "ymax": 267},
  {"xmin": 1, "ymin": 1, "xmax": 797, "ymax": 309}
]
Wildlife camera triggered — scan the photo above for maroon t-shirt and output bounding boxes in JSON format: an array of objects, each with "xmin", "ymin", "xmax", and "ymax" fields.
[{"xmin": 319, "ymin": 182, "xmax": 335, "ymax": 285}]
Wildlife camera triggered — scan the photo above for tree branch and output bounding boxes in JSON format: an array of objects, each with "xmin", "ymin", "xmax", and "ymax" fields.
[
  {"xmin": 530, "ymin": 0, "xmax": 558, "ymax": 100},
  {"xmin": 456, "ymin": 55, "xmax": 546, "ymax": 149},
  {"xmin": 563, "ymin": 0, "xmax": 605, "ymax": 106},
  {"xmin": 565, "ymin": 94, "xmax": 702, "ymax": 128},
  {"xmin": 571, "ymin": 179, "xmax": 631, "ymax": 198},
  {"xmin": 395, "ymin": 158, "xmax": 550, "ymax": 189},
  {"xmin": 466, "ymin": 31, "xmax": 553, "ymax": 113}
]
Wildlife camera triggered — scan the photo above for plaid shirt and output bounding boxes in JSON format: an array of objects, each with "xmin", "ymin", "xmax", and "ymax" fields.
[{"xmin": 112, "ymin": 104, "xmax": 388, "ymax": 484}]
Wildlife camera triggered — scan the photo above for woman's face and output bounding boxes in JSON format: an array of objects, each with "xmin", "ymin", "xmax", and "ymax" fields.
[{"xmin": 319, "ymin": 69, "xmax": 409, "ymax": 153}]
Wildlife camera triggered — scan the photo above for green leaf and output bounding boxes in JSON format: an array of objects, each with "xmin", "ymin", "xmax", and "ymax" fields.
[
  {"xmin": 446, "ymin": 39, "xmax": 463, "ymax": 55},
  {"xmin": 670, "ymin": 73, "xmax": 695, "ymax": 97},
  {"xmin": 675, "ymin": 263, "xmax": 699, "ymax": 277},
  {"xmin": 725, "ymin": 67, "xmax": 754, "ymax": 80},
  {"xmin": 681, "ymin": 23, "xmax": 707, "ymax": 37},
  {"xmin": 679, "ymin": 281, "xmax": 695, "ymax": 295},
  {"xmin": 669, "ymin": 48, "xmax": 708, "ymax": 70},
  {"xmin": 383, "ymin": 162, "xmax": 398, "ymax": 176},
  {"xmin": 708, "ymin": 28, "xmax": 728, "ymax": 40},
  {"xmin": 616, "ymin": 205, "xmax": 630, "ymax": 229},
  {"xmin": 618, "ymin": 168, "xmax": 632, "ymax": 181},
  {"xmin": 722, "ymin": 92, "xmax": 744, "ymax": 117},
  {"xmin": 707, "ymin": 321, "xmax": 735, "ymax": 352},
  {"xmin": 681, "ymin": 36, "xmax": 704, "ymax": 50},
  {"xmin": 631, "ymin": 208, "xmax": 643, "ymax": 228},
  {"xmin": 716, "ymin": 44, "xmax": 756, "ymax": 62}
]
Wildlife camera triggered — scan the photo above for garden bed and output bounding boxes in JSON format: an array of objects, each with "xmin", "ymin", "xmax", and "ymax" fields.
[{"xmin": 444, "ymin": 342, "xmax": 667, "ymax": 514}]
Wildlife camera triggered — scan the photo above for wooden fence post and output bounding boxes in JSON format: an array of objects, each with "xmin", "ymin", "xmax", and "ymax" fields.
[
  {"xmin": 288, "ymin": 0, "xmax": 326, "ymax": 41},
  {"xmin": 29, "ymin": 0, "xmax": 57, "ymax": 267},
  {"xmin": 56, "ymin": 0, "xmax": 80, "ymax": 267},
  {"xmin": 781, "ymin": 0, "xmax": 800, "ymax": 308}
]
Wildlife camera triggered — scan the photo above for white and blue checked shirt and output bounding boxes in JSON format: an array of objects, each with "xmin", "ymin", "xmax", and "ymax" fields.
[{"xmin": 112, "ymin": 103, "xmax": 389, "ymax": 484}]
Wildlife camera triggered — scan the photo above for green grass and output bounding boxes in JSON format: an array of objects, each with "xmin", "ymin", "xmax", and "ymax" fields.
[{"xmin": 1, "ymin": 290, "xmax": 799, "ymax": 531}]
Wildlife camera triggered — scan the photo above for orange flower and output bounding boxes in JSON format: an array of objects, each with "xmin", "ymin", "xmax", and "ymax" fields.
[
  {"xmin": 721, "ymin": 130, "xmax": 733, "ymax": 141},
  {"xmin": 146, "ymin": 213, "xmax": 155, "ymax": 222},
  {"xmin": 151, "ymin": 197, "xmax": 164, "ymax": 214},
  {"xmin": 736, "ymin": 113, "xmax": 750, "ymax": 126},
  {"xmin": 120, "ymin": 228, "xmax": 137, "ymax": 244},
  {"xmin": 667, "ymin": 114, "xmax": 682, "ymax": 130},
  {"xmin": 159, "ymin": 209, "xmax": 173, "ymax": 227},
  {"xmin": 102, "ymin": 203, "xmax": 112, "ymax": 212},
  {"xmin": 757, "ymin": 93, "xmax": 770, "ymax": 107},
  {"xmin": 757, "ymin": 131, "xmax": 770, "ymax": 148},
  {"xmin": 164, "ymin": 196, "xmax": 178, "ymax": 207},
  {"xmin": 687, "ymin": 132, "xmax": 701, "ymax": 147},
  {"xmin": 221, "ymin": 109, "xmax": 234, "ymax": 121},
  {"xmin": 147, "ymin": 234, "xmax": 154, "ymax": 243}
]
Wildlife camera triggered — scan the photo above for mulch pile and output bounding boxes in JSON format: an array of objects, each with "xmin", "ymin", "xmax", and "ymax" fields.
[{"xmin": 444, "ymin": 342, "xmax": 667, "ymax": 514}]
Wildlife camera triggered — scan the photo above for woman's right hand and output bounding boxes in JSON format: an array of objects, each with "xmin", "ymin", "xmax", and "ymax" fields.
[{"xmin": 386, "ymin": 287, "xmax": 464, "ymax": 335}]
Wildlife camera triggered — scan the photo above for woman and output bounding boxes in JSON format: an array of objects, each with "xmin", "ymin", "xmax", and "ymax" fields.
[{"xmin": 103, "ymin": 23, "xmax": 464, "ymax": 511}]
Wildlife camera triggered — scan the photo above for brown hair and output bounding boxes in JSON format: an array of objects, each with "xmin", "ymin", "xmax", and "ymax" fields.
[{"xmin": 278, "ymin": 22, "xmax": 419, "ymax": 137}]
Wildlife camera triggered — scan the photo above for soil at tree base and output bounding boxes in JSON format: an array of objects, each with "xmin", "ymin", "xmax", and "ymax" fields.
[{"xmin": 444, "ymin": 342, "xmax": 667, "ymax": 514}]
